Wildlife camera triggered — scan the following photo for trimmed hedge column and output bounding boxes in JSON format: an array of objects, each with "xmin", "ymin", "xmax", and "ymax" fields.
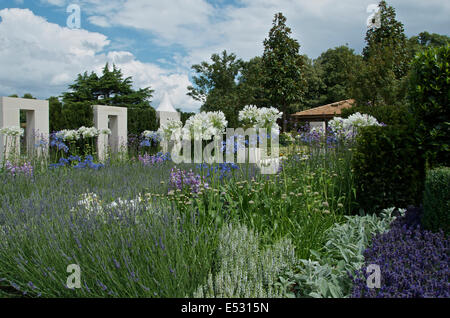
[
  {"xmin": 423, "ymin": 167, "xmax": 450, "ymax": 234},
  {"xmin": 352, "ymin": 125, "xmax": 425, "ymax": 214}
]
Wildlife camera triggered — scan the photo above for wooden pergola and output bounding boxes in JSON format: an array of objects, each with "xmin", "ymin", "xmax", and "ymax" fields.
[{"xmin": 291, "ymin": 99, "xmax": 355, "ymax": 129}]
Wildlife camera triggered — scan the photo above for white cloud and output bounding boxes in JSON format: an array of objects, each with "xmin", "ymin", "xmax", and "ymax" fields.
[
  {"xmin": 1, "ymin": 1, "xmax": 449, "ymax": 112},
  {"xmin": 83, "ymin": 0, "xmax": 449, "ymax": 60},
  {"xmin": 40, "ymin": 0, "xmax": 66, "ymax": 6},
  {"xmin": 0, "ymin": 8, "xmax": 201, "ymax": 112}
]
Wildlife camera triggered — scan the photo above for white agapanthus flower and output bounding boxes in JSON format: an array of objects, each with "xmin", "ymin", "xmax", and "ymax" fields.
[
  {"xmin": 157, "ymin": 119, "xmax": 184, "ymax": 142},
  {"xmin": 329, "ymin": 112, "xmax": 382, "ymax": 139},
  {"xmin": 0, "ymin": 126, "xmax": 24, "ymax": 137},
  {"xmin": 184, "ymin": 112, "xmax": 211, "ymax": 140},
  {"xmin": 328, "ymin": 117, "xmax": 345, "ymax": 133},
  {"xmin": 256, "ymin": 107, "xmax": 282, "ymax": 131},
  {"xmin": 239, "ymin": 105, "xmax": 260, "ymax": 126},
  {"xmin": 346, "ymin": 112, "xmax": 381, "ymax": 128},
  {"xmin": 239, "ymin": 106, "xmax": 282, "ymax": 132},
  {"xmin": 184, "ymin": 111, "xmax": 227, "ymax": 140},
  {"xmin": 60, "ymin": 129, "xmax": 80, "ymax": 141},
  {"xmin": 207, "ymin": 111, "xmax": 228, "ymax": 135},
  {"xmin": 100, "ymin": 128, "xmax": 112, "ymax": 135},
  {"xmin": 78, "ymin": 127, "xmax": 100, "ymax": 138}
]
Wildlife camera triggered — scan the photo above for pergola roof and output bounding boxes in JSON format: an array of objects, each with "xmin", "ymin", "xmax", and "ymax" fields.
[{"xmin": 291, "ymin": 99, "xmax": 355, "ymax": 121}]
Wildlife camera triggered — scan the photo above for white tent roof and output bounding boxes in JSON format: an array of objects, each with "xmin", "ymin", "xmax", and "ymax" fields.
[{"xmin": 156, "ymin": 92, "xmax": 177, "ymax": 113}]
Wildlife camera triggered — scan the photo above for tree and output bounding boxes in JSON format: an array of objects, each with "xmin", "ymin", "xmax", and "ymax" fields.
[
  {"xmin": 188, "ymin": 50, "xmax": 244, "ymax": 128},
  {"xmin": 188, "ymin": 51, "xmax": 242, "ymax": 104},
  {"xmin": 22, "ymin": 93, "xmax": 36, "ymax": 100},
  {"xmin": 61, "ymin": 63, "xmax": 156, "ymax": 134},
  {"xmin": 262, "ymin": 12, "xmax": 306, "ymax": 131},
  {"xmin": 314, "ymin": 46, "xmax": 362, "ymax": 105},
  {"xmin": 352, "ymin": 45, "xmax": 402, "ymax": 106},
  {"xmin": 237, "ymin": 56, "xmax": 270, "ymax": 108},
  {"xmin": 299, "ymin": 56, "xmax": 326, "ymax": 110},
  {"xmin": 363, "ymin": 1, "xmax": 409, "ymax": 79},
  {"xmin": 63, "ymin": 63, "xmax": 154, "ymax": 108},
  {"xmin": 408, "ymin": 31, "xmax": 450, "ymax": 58},
  {"xmin": 353, "ymin": 1, "xmax": 409, "ymax": 106}
]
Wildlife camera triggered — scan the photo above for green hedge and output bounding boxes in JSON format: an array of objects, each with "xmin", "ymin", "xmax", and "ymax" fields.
[
  {"xmin": 127, "ymin": 106, "xmax": 158, "ymax": 135},
  {"xmin": 352, "ymin": 125, "xmax": 425, "ymax": 214},
  {"xmin": 408, "ymin": 44, "xmax": 450, "ymax": 168},
  {"xmin": 422, "ymin": 167, "xmax": 450, "ymax": 234}
]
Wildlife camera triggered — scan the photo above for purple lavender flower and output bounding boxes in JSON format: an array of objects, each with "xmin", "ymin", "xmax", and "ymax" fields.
[
  {"xmin": 139, "ymin": 153, "xmax": 171, "ymax": 166},
  {"xmin": 351, "ymin": 207, "xmax": 450, "ymax": 298},
  {"xmin": 4, "ymin": 161, "xmax": 33, "ymax": 177},
  {"xmin": 169, "ymin": 167, "xmax": 208, "ymax": 193}
]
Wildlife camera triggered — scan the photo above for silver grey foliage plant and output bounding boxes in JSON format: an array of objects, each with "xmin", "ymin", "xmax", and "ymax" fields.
[
  {"xmin": 286, "ymin": 207, "xmax": 403, "ymax": 298},
  {"xmin": 193, "ymin": 223, "xmax": 296, "ymax": 298}
]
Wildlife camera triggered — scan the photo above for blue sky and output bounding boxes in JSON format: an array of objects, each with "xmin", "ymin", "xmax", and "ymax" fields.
[{"xmin": 1, "ymin": 0, "xmax": 449, "ymax": 112}]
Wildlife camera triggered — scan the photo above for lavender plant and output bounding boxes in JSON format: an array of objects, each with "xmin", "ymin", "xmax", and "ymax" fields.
[
  {"xmin": 351, "ymin": 207, "xmax": 450, "ymax": 298},
  {"xmin": 169, "ymin": 167, "xmax": 209, "ymax": 194},
  {"xmin": 0, "ymin": 165, "xmax": 218, "ymax": 297},
  {"xmin": 3, "ymin": 161, "xmax": 34, "ymax": 177}
]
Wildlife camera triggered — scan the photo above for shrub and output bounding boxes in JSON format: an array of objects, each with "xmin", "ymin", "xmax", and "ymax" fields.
[
  {"xmin": 286, "ymin": 208, "xmax": 398, "ymax": 298},
  {"xmin": 352, "ymin": 207, "xmax": 450, "ymax": 298},
  {"xmin": 60, "ymin": 101, "xmax": 94, "ymax": 130},
  {"xmin": 423, "ymin": 167, "xmax": 450, "ymax": 234},
  {"xmin": 128, "ymin": 106, "xmax": 158, "ymax": 135},
  {"xmin": 352, "ymin": 125, "xmax": 425, "ymax": 213},
  {"xmin": 193, "ymin": 223, "xmax": 296, "ymax": 298},
  {"xmin": 408, "ymin": 44, "xmax": 450, "ymax": 168}
]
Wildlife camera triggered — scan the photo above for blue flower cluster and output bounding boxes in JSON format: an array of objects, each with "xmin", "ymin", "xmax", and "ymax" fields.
[
  {"xmin": 139, "ymin": 152, "xmax": 171, "ymax": 166},
  {"xmin": 50, "ymin": 155, "xmax": 104, "ymax": 170},
  {"xmin": 197, "ymin": 163, "xmax": 240, "ymax": 180},
  {"xmin": 49, "ymin": 133, "xmax": 69, "ymax": 153},
  {"xmin": 351, "ymin": 207, "xmax": 449, "ymax": 298},
  {"xmin": 221, "ymin": 134, "xmax": 273, "ymax": 155},
  {"xmin": 297, "ymin": 126, "xmax": 341, "ymax": 148},
  {"xmin": 140, "ymin": 132, "xmax": 162, "ymax": 148}
]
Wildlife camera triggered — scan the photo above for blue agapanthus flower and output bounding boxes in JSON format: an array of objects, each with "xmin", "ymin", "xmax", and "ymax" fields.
[
  {"xmin": 49, "ymin": 155, "xmax": 104, "ymax": 170},
  {"xmin": 197, "ymin": 162, "xmax": 239, "ymax": 180}
]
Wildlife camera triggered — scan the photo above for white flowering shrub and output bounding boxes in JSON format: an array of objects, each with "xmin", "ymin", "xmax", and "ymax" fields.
[
  {"xmin": 99, "ymin": 128, "xmax": 112, "ymax": 135},
  {"xmin": 157, "ymin": 119, "xmax": 184, "ymax": 141},
  {"xmin": 55, "ymin": 127, "xmax": 110, "ymax": 142},
  {"xmin": 184, "ymin": 111, "xmax": 227, "ymax": 141},
  {"xmin": 329, "ymin": 112, "xmax": 382, "ymax": 140},
  {"xmin": 0, "ymin": 126, "xmax": 24, "ymax": 137},
  {"xmin": 238, "ymin": 105, "xmax": 260, "ymax": 126},
  {"xmin": 78, "ymin": 126, "xmax": 100, "ymax": 139},
  {"xmin": 239, "ymin": 105, "xmax": 282, "ymax": 131},
  {"xmin": 193, "ymin": 223, "xmax": 296, "ymax": 298},
  {"xmin": 70, "ymin": 192, "xmax": 156, "ymax": 223}
]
